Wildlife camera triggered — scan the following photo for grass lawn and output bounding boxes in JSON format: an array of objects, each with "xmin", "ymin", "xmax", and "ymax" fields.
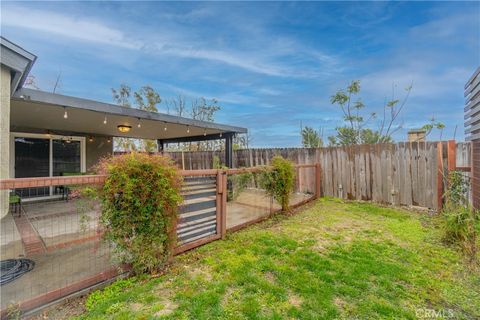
[{"xmin": 73, "ymin": 198, "xmax": 479, "ymax": 319}]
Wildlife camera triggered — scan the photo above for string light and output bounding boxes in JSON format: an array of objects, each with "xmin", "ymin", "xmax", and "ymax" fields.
[
  {"xmin": 137, "ymin": 118, "xmax": 141, "ymax": 128},
  {"xmin": 63, "ymin": 107, "xmax": 68, "ymax": 119},
  {"xmin": 103, "ymin": 115, "xmax": 107, "ymax": 124}
]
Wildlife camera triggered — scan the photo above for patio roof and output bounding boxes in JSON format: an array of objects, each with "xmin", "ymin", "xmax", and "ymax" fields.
[{"xmin": 11, "ymin": 88, "xmax": 247, "ymax": 141}]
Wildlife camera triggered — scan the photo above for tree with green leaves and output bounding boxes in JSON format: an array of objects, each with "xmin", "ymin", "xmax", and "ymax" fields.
[
  {"xmin": 422, "ymin": 116, "xmax": 446, "ymax": 141},
  {"xmin": 328, "ymin": 80, "xmax": 411, "ymax": 146},
  {"xmin": 301, "ymin": 126, "xmax": 323, "ymax": 148},
  {"xmin": 111, "ymin": 85, "xmax": 161, "ymax": 152}
]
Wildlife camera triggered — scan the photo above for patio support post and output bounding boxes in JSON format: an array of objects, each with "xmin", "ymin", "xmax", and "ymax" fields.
[
  {"xmin": 225, "ymin": 133, "xmax": 233, "ymax": 168},
  {"xmin": 0, "ymin": 66, "xmax": 11, "ymax": 218},
  {"xmin": 157, "ymin": 139, "xmax": 164, "ymax": 153}
]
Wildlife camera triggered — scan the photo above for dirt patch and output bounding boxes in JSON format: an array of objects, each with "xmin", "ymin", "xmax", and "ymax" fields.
[
  {"xmin": 152, "ymin": 288, "xmax": 177, "ymax": 317},
  {"xmin": 287, "ymin": 291, "xmax": 302, "ymax": 307},
  {"xmin": 333, "ymin": 296, "xmax": 347, "ymax": 309},
  {"xmin": 129, "ymin": 302, "xmax": 144, "ymax": 312},
  {"xmin": 264, "ymin": 271, "xmax": 276, "ymax": 284}
]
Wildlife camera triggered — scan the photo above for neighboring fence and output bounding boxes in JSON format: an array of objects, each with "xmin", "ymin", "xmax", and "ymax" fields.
[
  {"xmin": 165, "ymin": 141, "xmax": 472, "ymax": 210},
  {"xmin": 472, "ymin": 140, "xmax": 480, "ymax": 209},
  {"xmin": 464, "ymin": 67, "xmax": 480, "ymax": 209},
  {"xmin": 0, "ymin": 164, "xmax": 319, "ymax": 317}
]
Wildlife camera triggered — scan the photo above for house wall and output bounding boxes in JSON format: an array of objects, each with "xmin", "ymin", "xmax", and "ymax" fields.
[
  {"xmin": 1, "ymin": 65, "xmax": 11, "ymax": 218},
  {"xmin": 86, "ymin": 137, "xmax": 113, "ymax": 171}
]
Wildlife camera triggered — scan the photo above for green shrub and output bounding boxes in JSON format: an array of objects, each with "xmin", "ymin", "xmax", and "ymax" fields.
[
  {"xmin": 442, "ymin": 171, "xmax": 478, "ymax": 261},
  {"xmin": 96, "ymin": 153, "xmax": 183, "ymax": 274},
  {"xmin": 228, "ymin": 172, "xmax": 253, "ymax": 201},
  {"xmin": 260, "ymin": 156, "xmax": 295, "ymax": 211},
  {"xmin": 212, "ymin": 155, "xmax": 253, "ymax": 201}
]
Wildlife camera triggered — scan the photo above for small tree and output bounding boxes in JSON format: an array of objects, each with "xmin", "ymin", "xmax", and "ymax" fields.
[
  {"xmin": 328, "ymin": 80, "xmax": 411, "ymax": 145},
  {"xmin": 111, "ymin": 84, "xmax": 162, "ymax": 152},
  {"xmin": 260, "ymin": 156, "xmax": 295, "ymax": 211},
  {"xmin": 422, "ymin": 116, "xmax": 445, "ymax": 140},
  {"xmin": 301, "ymin": 126, "xmax": 323, "ymax": 148},
  {"xmin": 96, "ymin": 153, "xmax": 183, "ymax": 274}
]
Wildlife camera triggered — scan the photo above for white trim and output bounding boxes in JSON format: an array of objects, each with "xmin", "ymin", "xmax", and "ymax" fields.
[{"xmin": 10, "ymin": 132, "xmax": 86, "ymax": 197}]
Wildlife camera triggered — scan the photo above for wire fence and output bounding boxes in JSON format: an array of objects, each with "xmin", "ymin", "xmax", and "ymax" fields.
[
  {"xmin": 1, "ymin": 181, "xmax": 118, "ymax": 315},
  {"xmin": 0, "ymin": 164, "xmax": 320, "ymax": 316}
]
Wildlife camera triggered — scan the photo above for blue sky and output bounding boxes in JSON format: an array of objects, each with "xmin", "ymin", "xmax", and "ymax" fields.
[{"xmin": 1, "ymin": 1, "xmax": 479, "ymax": 147}]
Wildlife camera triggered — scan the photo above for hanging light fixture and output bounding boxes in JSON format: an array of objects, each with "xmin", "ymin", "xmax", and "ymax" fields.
[
  {"xmin": 203, "ymin": 129, "xmax": 207, "ymax": 136},
  {"xmin": 63, "ymin": 107, "xmax": 68, "ymax": 119},
  {"xmin": 117, "ymin": 125, "xmax": 132, "ymax": 133},
  {"xmin": 187, "ymin": 126, "xmax": 190, "ymax": 134},
  {"xmin": 164, "ymin": 122, "xmax": 167, "ymax": 131},
  {"xmin": 88, "ymin": 136, "xmax": 94, "ymax": 142},
  {"xmin": 219, "ymin": 132, "xmax": 223, "ymax": 138},
  {"xmin": 103, "ymin": 115, "xmax": 107, "ymax": 124},
  {"xmin": 137, "ymin": 118, "xmax": 141, "ymax": 128},
  {"xmin": 107, "ymin": 137, "xmax": 111, "ymax": 143}
]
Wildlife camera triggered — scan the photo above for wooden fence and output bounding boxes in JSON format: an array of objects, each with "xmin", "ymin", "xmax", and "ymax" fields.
[{"xmin": 165, "ymin": 141, "xmax": 472, "ymax": 210}]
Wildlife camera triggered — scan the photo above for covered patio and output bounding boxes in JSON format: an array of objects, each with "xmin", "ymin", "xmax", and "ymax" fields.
[{"xmin": 9, "ymin": 87, "xmax": 246, "ymax": 200}]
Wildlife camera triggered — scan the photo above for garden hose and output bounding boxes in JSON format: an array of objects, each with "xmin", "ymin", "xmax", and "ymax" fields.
[{"xmin": 0, "ymin": 259, "xmax": 35, "ymax": 286}]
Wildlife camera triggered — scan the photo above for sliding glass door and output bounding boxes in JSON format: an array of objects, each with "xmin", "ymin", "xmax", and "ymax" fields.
[
  {"xmin": 53, "ymin": 140, "xmax": 81, "ymax": 176},
  {"xmin": 12, "ymin": 133, "xmax": 85, "ymax": 199},
  {"xmin": 14, "ymin": 137, "xmax": 50, "ymax": 198}
]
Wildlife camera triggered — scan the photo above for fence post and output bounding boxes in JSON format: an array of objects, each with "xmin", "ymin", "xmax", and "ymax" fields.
[
  {"xmin": 437, "ymin": 142, "xmax": 444, "ymax": 211},
  {"xmin": 315, "ymin": 163, "xmax": 321, "ymax": 199},
  {"xmin": 447, "ymin": 140, "xmax": 456, "ymax": 172},
  {"xmin": 221, "ymin": 172, "xmax": 228, "ymax": 239},
  {"xmin": 216, "ymin": 170, "xmax": 223, "ymax": 238}
]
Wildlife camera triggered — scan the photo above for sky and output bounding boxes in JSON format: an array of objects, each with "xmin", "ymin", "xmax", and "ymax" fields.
[{"xmin": 1, "ymin": 1, "xmax": 479, "ymax": 147}]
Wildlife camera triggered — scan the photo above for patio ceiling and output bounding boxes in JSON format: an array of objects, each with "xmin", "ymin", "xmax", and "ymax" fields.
[{"xmin": 11, "ymin": 88, "xmax": 247, "ymax": 141}]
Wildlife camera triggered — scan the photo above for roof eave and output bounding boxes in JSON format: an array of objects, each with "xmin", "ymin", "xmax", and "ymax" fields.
[
  {"xmin": 0, "ymin": 37, "xmax": 37, "ymax": 94},
  {"xmin": 13, "ymin": 88, "xmax": 247, "ymax": 134}
]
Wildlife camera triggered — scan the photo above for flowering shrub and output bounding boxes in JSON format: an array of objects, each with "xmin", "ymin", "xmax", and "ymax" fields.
[
  {"xmin": 260, "ymin": 156, "xmax": 295, "ymax": 211},
  {"xmin": 96, "ymin": 153, "xmax": 183, "ymax": 273}
]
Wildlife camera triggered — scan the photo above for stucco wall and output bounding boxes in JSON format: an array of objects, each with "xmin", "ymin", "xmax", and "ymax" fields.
[
  {"xmin": 86, "ymin": 137, "xmax": 113, "ymax": 171},
  {"xmin": 1, "ymin": 66, "xmax": 11, "ymax": 218}
]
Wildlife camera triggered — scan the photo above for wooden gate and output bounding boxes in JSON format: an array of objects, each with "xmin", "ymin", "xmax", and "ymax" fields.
[{"xmin": 174, "ymin": 170, "xmax": 226, "ymax": 254}]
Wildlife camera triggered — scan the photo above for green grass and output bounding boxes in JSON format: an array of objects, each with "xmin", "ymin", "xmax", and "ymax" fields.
[{"xmin": 76, "ymin": 198, "xmax": 480, "ymax": 320}]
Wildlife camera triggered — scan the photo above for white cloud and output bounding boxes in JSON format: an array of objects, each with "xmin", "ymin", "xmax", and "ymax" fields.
[
  {"xmin": 1, "ymin": 5, "xmax": 340, "ymax": 78},
  {"xmin": 2, "ymin": 5, "xmax": 140, "ymax": 49}
]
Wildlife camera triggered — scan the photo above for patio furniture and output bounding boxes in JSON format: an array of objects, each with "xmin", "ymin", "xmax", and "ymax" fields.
[
  {"xmin": 56, "ymin": 172, "xmax": 84, "ymax": 201},
  {"xmin": 9, "ymin": 191, "xmax": 22, "ymax": 216}
]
